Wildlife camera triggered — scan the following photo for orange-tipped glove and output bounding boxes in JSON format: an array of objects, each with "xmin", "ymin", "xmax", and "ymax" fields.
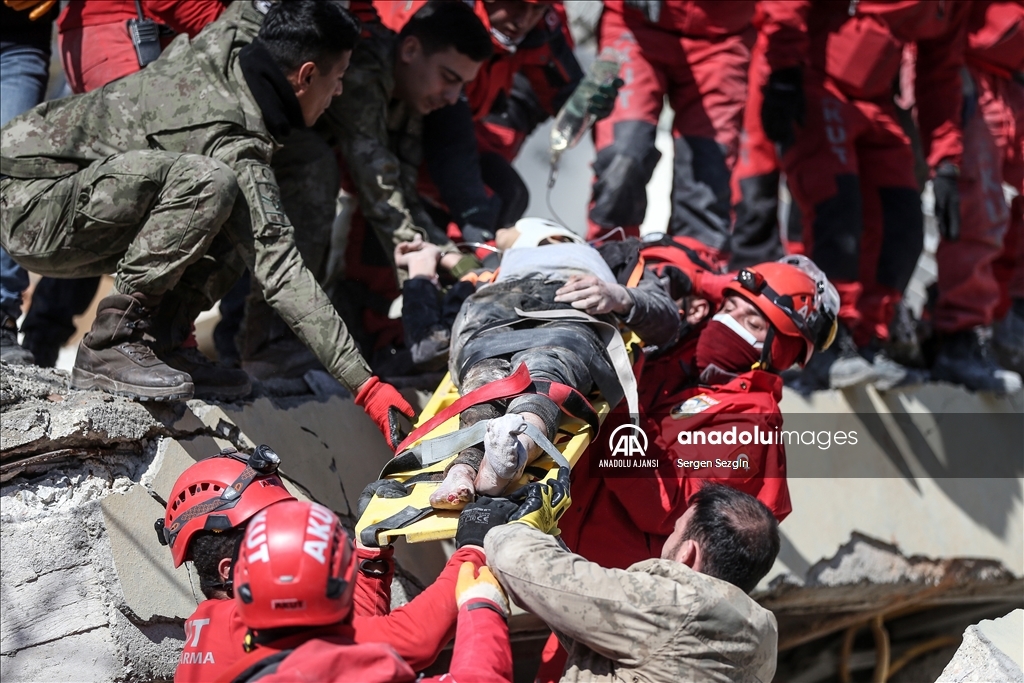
[
  {"xmin": 455, "ymin": 562, "xmax": 509, "ymax": 617},
  {"xmin": 355, "ymin": 376, "xmax": 414, "ymax": 451},
  {"xmin": 4, "ymin": 0, "xmax": 56, "ymax": 20}
]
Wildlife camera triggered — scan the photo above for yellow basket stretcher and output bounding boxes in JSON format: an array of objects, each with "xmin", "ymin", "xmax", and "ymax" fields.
[{"xmin": 355, "ymin": 371, "xmax": 613, "ymax": 546}]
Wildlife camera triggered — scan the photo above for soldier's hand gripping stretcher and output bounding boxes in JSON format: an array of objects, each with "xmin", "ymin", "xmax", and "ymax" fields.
[{"xmin": 357, "ymin": 218, "xmax": 679, "ymax": 546}]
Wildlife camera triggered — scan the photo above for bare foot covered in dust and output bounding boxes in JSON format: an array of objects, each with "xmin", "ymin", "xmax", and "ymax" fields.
[
  {"xmin": 476, "ymin": 413, "xmax": 534, "ymax": 495},
  {"xmin": 429, "ymin": 463, "xmax": 477, "ymax": 509}
]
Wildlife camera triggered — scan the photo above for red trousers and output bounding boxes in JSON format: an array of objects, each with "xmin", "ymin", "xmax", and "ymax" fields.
[
  {"xmin": 588, "ymin": 8, "xmax": 752, "ymax": 249},
  {"xmin": 729, "ymin": 30, "xmax": 804, "ymax": 268},
  {"xmin": 940, "ymin": 67, "xmax": 1024, "ymax": 330},
  {"xmin": 781, "ymin": 79, "xmax": 922, "ymax": 347}
]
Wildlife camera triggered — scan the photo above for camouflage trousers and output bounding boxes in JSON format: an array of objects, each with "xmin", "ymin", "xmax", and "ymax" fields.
[{"xmin": 0, "ymin": 149, "xmax": 238, "ymax": 301}]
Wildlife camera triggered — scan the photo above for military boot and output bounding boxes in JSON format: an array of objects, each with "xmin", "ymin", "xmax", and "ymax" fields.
[
  {"xmin": 72, "ymin": 293, "xmax": 194, "ymax": 401},
  {"xmin": 0, "ymin": 310, "xmax": 35, "ymax": 365},
  {"xmin": 993, "ymin": 298, "xmax": 1024, "ymax": 376},
  {"xmin": 861, "ymin": 343, "xmax": 929, "ymax": 391},
  {"xmin": 160, "ymin": 345, "xmax": 252, "ymax": 401},
  {"xmin": 932, "ymin": 326, "xmax": 1023, "ymax": 395}
]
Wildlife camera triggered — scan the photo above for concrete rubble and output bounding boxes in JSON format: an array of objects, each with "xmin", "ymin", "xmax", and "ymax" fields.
[
  {"xmin": 0, "ymin": 362, "xmax": 437, "ymax": 682},
  {"xmin": 935, "ymin": 609, "xmax": 1024, "ymax": 683},
  {"xmin": 2, "ymin": 355, "xmax": 1022, "ymax": 681}
]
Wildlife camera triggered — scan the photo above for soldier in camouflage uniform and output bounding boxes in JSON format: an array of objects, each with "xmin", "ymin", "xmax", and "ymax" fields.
[
  {"xmin": 0, "ymin": 1, "xmax": 414, "ymax": 445},
  {"xmin": 317, "ymin": 1, "xmax": 494, "ymax": 279},
  {"xmin": 486, "ymin": 480, "xmax": 780, "ymax": 683}
]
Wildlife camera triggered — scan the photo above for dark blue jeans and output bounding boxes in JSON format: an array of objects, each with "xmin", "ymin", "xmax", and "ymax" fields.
[{"xmin": 1, "ymin": 41, "xmax": 50, "ymax": 316}]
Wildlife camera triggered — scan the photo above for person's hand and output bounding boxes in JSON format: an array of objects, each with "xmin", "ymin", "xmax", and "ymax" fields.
[
  {"xmin": 354, "ymin": 377, "xmax": 415, "ymax": 451},
  {"xmin": 455, "ymin": 562, "xmax": 509, "ymax": 617},
  {"xmin": 455, "ymin": 496, "xmax": 520, "ymax": 549},
  {"xmin": 554, "ymin": 274, "xmax": 633, "ymax": 316},
  {"xmin": 509, "ymin": 466, "xmax": 572, "ymax": 536},
  {"xmin": 933, "ymin": 162, "xmax": 961, "ymax": 241},
  {"xmin": 587, "ymin": 78, "xmax": 625, "ymax": 121},
  {"xmin": 761, "ymin": 67, "xmax": 805, "ymax": 149},
  {"xmin": 395, "ymin": 236, "xmax": 442, "ymax": 277},
  {"xmin": 356, "ymin": 479, "xmax": 409, "ymax": 519}
]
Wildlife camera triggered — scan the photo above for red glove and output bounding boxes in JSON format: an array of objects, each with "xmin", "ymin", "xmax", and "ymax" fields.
[{"xmin": 355, "ymin": 376, "xmax": 415, "ymax": 451}]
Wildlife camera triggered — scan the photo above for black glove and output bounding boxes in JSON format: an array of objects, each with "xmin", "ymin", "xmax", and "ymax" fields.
[
  {"xmin": 933, "ymin": 162, "xmax": 961, "ymax": 241},
  {"xmin": 587, "ymin": 78, "xmax": 625, "ymax": 121},
  {"xmin": 356, "ymin": 478, "xmax": 409, "ymax": 519},
  {"xmin": 460, "ymin": 224, "xmax": 496, "ymax": 244},
  {"xmin": 761, "ymin": 67, "xmax": 805, "ymax": 148},
  {"xmin": 455, "ymin": 496, "xmax": 520, "ymax": 549},
  {"xmin": 624, "ymin": 0, "xmax": 662, "ymax": 23}
]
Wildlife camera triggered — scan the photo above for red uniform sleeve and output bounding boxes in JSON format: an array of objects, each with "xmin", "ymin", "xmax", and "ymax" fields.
[
  {"xmin": 422, "ymin": 603, "xmax": 513, "ymax": 683},
  {"xmin": 351, "ymin": 547, "xmax": 485, "ymax": 671},
  {"xmin": 520, "ymin": 4, "xmax": 583, "ymax": 118},
  {"xmin": 915, "ymin": 3, "xmax": 969, "ymax": 169},
  {"xmin": 353, "ymin": 544, "xmax": 395, "ymax": 618},
  {"xmin": 760, "ymin": 0, "xmax": 813, "ymax": 72},
  {"xmin": 145, "ymin": 0, "xmax": 228, "ymax": 38}
]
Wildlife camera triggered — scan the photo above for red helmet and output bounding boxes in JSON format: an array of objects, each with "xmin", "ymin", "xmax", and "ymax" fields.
[
  {"xmin": 640, "ymin": 234, "xmax": 725, "ymax": 304},
  {"xmin": 723, "ymin": 255, "xmax": 839, "ymax": 367},
  {"xmin": 233, "ymin": 500, "xmax": 358, "ymax": 630},
  {"xmin": 156, "ymin": 446, "xmax": 296, "ymax": 567}
]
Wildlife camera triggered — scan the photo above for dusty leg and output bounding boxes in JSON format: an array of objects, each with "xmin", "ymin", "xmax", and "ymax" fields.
[{"xmin": 429, "ymin": 359, "xmax": 509, "ymax": 509}]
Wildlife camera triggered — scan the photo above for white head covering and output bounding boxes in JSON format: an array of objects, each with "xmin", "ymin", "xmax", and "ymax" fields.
[{"xmin": 508, "ymin": 217, "xmax": 586, "ymax": 250}]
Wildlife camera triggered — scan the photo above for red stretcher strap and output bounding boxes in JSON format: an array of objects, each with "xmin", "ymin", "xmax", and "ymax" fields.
[{"xmin": 395, "ymin": 364, "xmax": 533, "ymax": 454}]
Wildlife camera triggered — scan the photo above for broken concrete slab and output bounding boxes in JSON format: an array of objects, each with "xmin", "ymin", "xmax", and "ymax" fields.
[
  {"xmin": 0, "ymin": 626, "xmax": 121, "ymax": 683},
  {"xmin": 102, "ymin": 484, "xmax": 201, "ymax": 622},
  {"xmin": 936, "ymin": 609, "xmax": 1024, "ymax": 682}
]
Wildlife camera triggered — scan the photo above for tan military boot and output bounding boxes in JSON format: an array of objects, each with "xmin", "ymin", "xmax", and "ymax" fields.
[{"xmin": 72, "ymin": 293, "xmax": 194, "ymax": 401}]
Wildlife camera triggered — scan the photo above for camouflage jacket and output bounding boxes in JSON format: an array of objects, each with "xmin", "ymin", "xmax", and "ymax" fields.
[
  {"xmin": 0, "ymin": 1, "xmax": 373, "ymax": 392},
  {"xmin": 317, "ymin": 22, "xmax": 457, "ymax": 255},
  {"xmin": 486, "ymin": 525, "xmax": 778, "ymax": 683}
]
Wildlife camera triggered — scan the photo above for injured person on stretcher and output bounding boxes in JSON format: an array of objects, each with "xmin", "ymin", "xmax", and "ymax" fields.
[{"xmin": 393, "ymin": 218, "xmax": 680, "ymax": 509}]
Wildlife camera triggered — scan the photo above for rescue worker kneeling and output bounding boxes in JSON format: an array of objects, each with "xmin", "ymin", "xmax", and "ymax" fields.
[
  {"xmin": 218, "ymin": 499, "xmax": 515, "ymax": 682},
  {"xmin": 412, "ymin": 217, "xmax": 679, "ymax": 508},
  {"xmin": 162, "ymin": 449, "xmax": 495, "ymax": 682},
  {"xmin": 485, "ymin": 473, "xmax": 781, "ymax": 683}
]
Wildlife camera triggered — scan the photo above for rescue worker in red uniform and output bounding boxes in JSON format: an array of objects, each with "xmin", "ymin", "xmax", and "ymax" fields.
[
  {"xmin": 216, "ymin": 500, "xmax": 513, "ymax": 682},
  {"xmin": 729, "ymin": 7, "xmax": 805, "ymax": 271},
  {"xmin": 533, "ymin": 255, "xmax": 837, "ymax": 682},
  {"xmin": 587, "ymin": 0, "xmax": 757, "ymax": 252},
  {"xmin": 376, "ymin": 1, "xmax": 596, "ymax": 242},
  {"xmin": 162, "ymin": 449, "xmax": 494, "ymax": 683},
  {"xmin": 931, "ymin": 1, "xmax": 1024, "ymax": 392},
  {"xmin": 758, "ymin": 0, "xmax": 969, "ymax": 392}
]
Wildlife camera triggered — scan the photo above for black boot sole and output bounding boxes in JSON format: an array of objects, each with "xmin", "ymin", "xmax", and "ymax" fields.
[{"xmin": 71, "ymin": 367, "xmax": 194, "ymax": 401}]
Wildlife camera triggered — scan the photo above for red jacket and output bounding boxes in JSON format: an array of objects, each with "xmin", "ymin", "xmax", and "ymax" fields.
[
  {"xmin": 57, "ymin": 0, "xmax": 226, "ymax": 36},
  {"xmin": 760, "ymin": 0, "xmax": 969, "ymax": 167},
  {"xmin": 967, "ymin": 1, "xmax": 1024, "ymax": 75},
  {"xmin": 216, "ymin": 602, "xmax": 511, "ymax": 683},
  {"xmin": 174, "ymin": 547, "xmax": 486, "ymax": 683},
  {"xmin": 560, "ymin": 370, "xmax": 791, "ymax": 570},
  {"xmin": 604, "ymin": 0, "xmax": 756, "ymax": 38}
]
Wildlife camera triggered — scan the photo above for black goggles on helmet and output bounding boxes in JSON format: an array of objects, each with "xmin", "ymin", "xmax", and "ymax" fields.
[{"xmin": 735, "ymin": 269, "xmax": 837, "ymax": 350}]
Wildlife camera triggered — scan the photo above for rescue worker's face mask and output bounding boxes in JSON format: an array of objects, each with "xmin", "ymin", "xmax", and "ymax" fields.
[{"xmin": 695, "ymin": 313, "xmax": 764, "ymax": 374}]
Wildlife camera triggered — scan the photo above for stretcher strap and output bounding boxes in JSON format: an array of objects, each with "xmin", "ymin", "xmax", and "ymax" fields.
[
  {"xmin": 395, "ymin": 364, "xmax": 533, "ymax": 454},
  {"xmin": 359, "ymin": 505, "xmax": 435, "ymax": 547}
]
